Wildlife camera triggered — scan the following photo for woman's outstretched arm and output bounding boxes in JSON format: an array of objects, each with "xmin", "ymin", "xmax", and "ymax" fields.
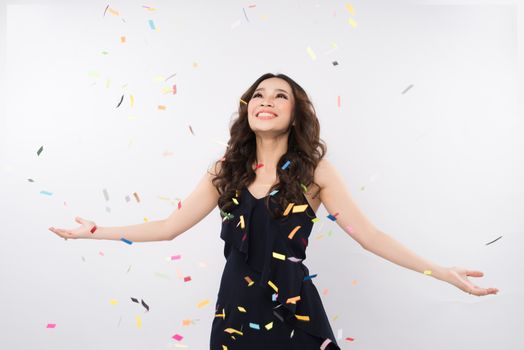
[{"xmin": 314, "ymin": 158, "xmax": 499, "ymax": 297}]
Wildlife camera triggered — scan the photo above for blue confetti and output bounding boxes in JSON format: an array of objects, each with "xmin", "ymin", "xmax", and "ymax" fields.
[
  {"xmin": 327, "ymin": 214, "xmax": 337, "ymax": 221},
  {"xmin": 40, "ymin": 190, "xmax": 53, "ymax": 196},
  {"xmin": 148, "ymin": 19, "xmax": 156, "ymax": 30},
  {"xmin": 281, "ymin": 160, "xmax": 291, "ymax": 170},
  {"xmin": 303, "ymin": 274, "xmax": 318, "ymax": 281},
  {"xmin": 249, "ymin": 322, "xmax": 260, "ymax": 330},
  {"xmin": 121, "ymin": 237, "xmax": 133, "ymax": 245}
]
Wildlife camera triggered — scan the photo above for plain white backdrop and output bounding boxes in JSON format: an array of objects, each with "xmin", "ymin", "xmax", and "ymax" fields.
[{"xmin": 1, "ymin": 0, "xmax": 522, "ymax": 349}]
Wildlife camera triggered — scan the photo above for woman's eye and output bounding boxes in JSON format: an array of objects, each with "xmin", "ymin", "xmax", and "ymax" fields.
[
  {"xmin": 251, "ymin": 92, "xmax": 288, "ymax": 99},
  {"xmin": 277, "ymin": 93, "xmax": 288, "ymax": 99}
]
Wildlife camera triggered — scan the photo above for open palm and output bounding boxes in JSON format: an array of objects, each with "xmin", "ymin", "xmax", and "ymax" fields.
[{"xmin": 445, "ymin": 266, "xmax": 499, "ymax": 296}]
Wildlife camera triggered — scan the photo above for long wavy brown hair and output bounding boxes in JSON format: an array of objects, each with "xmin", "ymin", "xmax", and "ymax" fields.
[{"xmin": 211, "ymin": 73, "xmax": 327, "ymax": 220}]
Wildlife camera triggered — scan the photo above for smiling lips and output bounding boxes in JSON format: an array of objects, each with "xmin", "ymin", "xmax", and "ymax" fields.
[{"xmin": 256, "ymin": 110, "xmax": 277, "ymax": 120}]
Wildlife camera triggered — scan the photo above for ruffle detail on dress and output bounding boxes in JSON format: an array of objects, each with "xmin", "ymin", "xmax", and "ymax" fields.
[{"xmin": 218, "ymin": 187, "xmax": 340, "ymax": 349}]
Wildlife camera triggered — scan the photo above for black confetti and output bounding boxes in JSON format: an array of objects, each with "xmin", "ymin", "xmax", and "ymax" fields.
[
  {"xmin": 116, "ymin": 94, "xmax": 124, "ymax": 108},
  {"xmin": 332, "ymin": 61, "xmax": 338, "ymax": 66},
  {"xmin": 485, "ymin": 235, "xmax": 503, "ymax": 245},
  {"xmin": 141, "ymin": 299, "xmax": 150, "ymax": 312},
  {"xmin": 131, "ymin": 297, "xmax": 139, "ymax": 303},
  {"xmin": 37, "ymin": 145, "xmax": 43, "ymax": 156}
]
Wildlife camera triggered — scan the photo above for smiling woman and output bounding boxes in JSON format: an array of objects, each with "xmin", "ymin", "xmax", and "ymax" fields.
[{"xmin": 49, "ymin": 72, "xmax": 499, "ymax": 350}]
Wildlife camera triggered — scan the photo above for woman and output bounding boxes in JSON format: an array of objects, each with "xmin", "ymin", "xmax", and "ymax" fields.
[{"xmin": 49, "ymin": 73, "xmax": 499, "ymax": 349}]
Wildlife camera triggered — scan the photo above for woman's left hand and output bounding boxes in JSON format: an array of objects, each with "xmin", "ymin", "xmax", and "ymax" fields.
[{"xmin": 444, "ymin": 266, "xmax": 499, "ymax": 296}]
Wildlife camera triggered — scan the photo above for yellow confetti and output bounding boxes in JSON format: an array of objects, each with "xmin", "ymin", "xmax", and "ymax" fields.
[
  {"xmin": 120, "ymin": 36, "xmax": 126, "ymax": 43},
  {"xmin": 312, "ymin": 217, "xmax": 320, "ymax": 223},
  {"xmin": 182, "ymin": 319, "xmax": 191, "ymax": 326},
  {"xmin": 295, "ymin": 314, "xmax": 310, "ymax": 321},
  {"xmin": 306, "ymin": 46, "xmax": 317, "ymax": 60},
  {"xmin": 109, "ymin": 299, "xmax": 118, "ymax": 305},
  {"xmin": 136, "ymin": 315, "xmax": 142, "ymax": 328},
  {"xmin": 215, "ymin": 312, "xmax": 225, "ymax": 319},
  {"xmin": 292, "ymin": 204, "xmax": 308, "ymax": 213},
  {"xmin": 283, "ymin": 203, "xmax": 294, "ymax": 216},
  {"xmin": 288, "ymin": 225, "xmax": 301, "ymax": 239},
  {"xmin": 108, "ymin": 8, "xmax": 119, "ymax": 16},
  {"xmin": 348, "ymin": 18, "xmax": 358, "ymax": 27},
  {"xmin": 300, "ymin": 183, "xmax": 308, "ymax": 193},
  {"xmin": 239, "ymin": 215, "xmax": 245, "ymax": 229},
  {"xmin": 224, "ymin": 328, "xmax": 243, "ymax": 335},
  {"xmin": 423, "ymin": 270, "xmax": 432, "ymax": 275},
  {"xmin": 196, "ymin": 299, "xmax": 209, "ymax": 308},
  {"xmin": 345, "ymin": 3, "xmax": 355, "ymax": 15},
  {"xmin": 265, "ymin": 322, "xmax": 273, "ymax": 330},
  {"xmin": 240, "ymin": 99, "xmax": 248, "ymax": 105},
  {"xmin": 272, "ymin": 252, "xmax": 285, "ymax": 261},
  {"xmin": 237, "ymin": 306, "xmax": 247, "ymax": 313},
  {"xmin": 222, "ymin": 346, "xmax": 228, "ymax": 350},
  {"xmin": 130, "ymin": 94, "xmax": 134, "ymax": 107},
  {"xmin": 286, "ymin": 296, "xmax": 301, "ymax": 304},
  {"xmin": 232, "ymin": 198, "xmax": 239, "ymax": 205},
  {"xmin": 158, "ymin": 105, "xmax": 166, "ymax": 110},
  {"xmin": 244, "ymin": 276, "xmax": 254, "ymax": 286},
  {"xmin": 268, "ymin": 280, "xmax": 278, "ymax": 293}
]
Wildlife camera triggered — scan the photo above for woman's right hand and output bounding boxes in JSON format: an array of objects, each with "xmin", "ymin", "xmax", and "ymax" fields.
[{"xmin": 48, "ymin": 216, "xmax": 97, "ymax": 240}]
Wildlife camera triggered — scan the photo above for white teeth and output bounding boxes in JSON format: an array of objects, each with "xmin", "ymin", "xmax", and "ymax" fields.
[{"xmin": 257, "ymin": 112, "xmax": 276, "ymax": 117}]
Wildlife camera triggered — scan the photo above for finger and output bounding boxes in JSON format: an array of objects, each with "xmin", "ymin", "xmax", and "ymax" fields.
[{"xmin": 466, "ymin": 270, "xmax": 484, "ymax": 277}]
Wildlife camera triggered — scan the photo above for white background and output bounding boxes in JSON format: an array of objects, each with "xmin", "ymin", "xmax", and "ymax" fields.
[{"xmin": 1, "ymin": 0, "xmax": 522, "ymax": 349}]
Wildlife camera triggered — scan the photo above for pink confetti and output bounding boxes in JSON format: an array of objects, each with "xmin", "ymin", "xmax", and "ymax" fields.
[
  {"xmin": 171, "ymin": 255, "xmax": 181, "ymax": 260},
  {"xmin": 46, "ymin": 323, "xmax": 56, "ymax": 328},
  {"xmin": 172, "ymin": 333, "xmax": 184, "ymax": 341},
  {"xmin": 320, "ymin": 338, "xmax": 333, "ymax": 350},
  {"xmin": 184, "ymin": 276, "xmax": 191, "ymax": 282}
]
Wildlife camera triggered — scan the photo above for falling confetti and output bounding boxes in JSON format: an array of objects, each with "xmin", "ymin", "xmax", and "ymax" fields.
[
  {"xmin": 121, "ymin": 237, "xmax": 133, "ymax": 245},
  {"xmin": 116, "ymin": 94, "xmax": 124, "ymax": 108},
  {"xmin": 242, "ymin": 8, "xmax": 249, "ymax": 22},
  {"xmin": 306, "ymin": 46, "xmax": 317, "ymax": 61},
  {"xmin": 172, "ymin": 333, "xmax": 184, "ymax": 341},
  {"xmin": 148, "ymin": 19, "xmax": 156, "ymax": 30},
  {"xmin": 46, "ymin": 323, "xmax": 56, "ymax": 329},
  {"xmin": 402, "ymin": 84, "xmax": 414, "ymax": 94},
  {"xmin": 485, "ymin": 235, "xmax": 503, "ymax": 245},
  {"xmin": 37, "ymin": 145, "xmax": 44, "ymax": 156},
  {"xmin": 40, "ymin": 190, "xmax": 52, "ymax": 196},
  {"xmin": 189, "ymin": 125, "xmax": 195, "ymax": 135}
]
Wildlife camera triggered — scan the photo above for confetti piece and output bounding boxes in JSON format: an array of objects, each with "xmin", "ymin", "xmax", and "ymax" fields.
[
  {"xmin": 345, "ymin": 3, "xmax": 355, "ymax": 15},
  {"xmin": 306, "ymin": 46, "xmax": 317, "ymax": 61},
  {"xmin": 312, "ymin": 217, "xmax": 320, "ymax": 223},
  {"xmin": 90, "ymin": 225, "xmax": 97, "ymax": 234},
  {"xmin": 120, "ymin": 36, "xmax": 126, "ymax": 43},
  {"xmin": 103, "ymin": 4, "xmax": 109, "ymax": 17},
  {"xmin": 265, "ymin": 322, "xmax": 273, "ymax": 330},
  {"xmin": 224, "ymin": 328, "xmax": 243, "ymax": 335},
  {"xmin": 172, "ymin": 334, "xmax": 183, "ymax": 341},
  {"xmin": 320, "ymin": 339, "xmax": 333, "ymax": 350},
  {"xmin": 327, "ymin": 214, "xmax": 337, "ymax": 221},
  {"xmin": 292, "ymin": 204, "xmax": 308, "ymax": 213},
  {"xmin": 171, "ymin": 254, "xmax": 181, "ymax": 260},
  {"xmin": 133, "ymin": 192, "xmax": 141, "ymax": 202},
  {"xmin": 244, "ymin": 276, "xmax": 254, "ymax": 286},
  {"xmin": 272, "ymin": 293, "xmax": 278, "ymax": 301},
  {"xmin": 172, "ymin": 84, "xmax": 177, "ymax": 95},
  {"xmin": 99, "ymin": 251, "xmax": 104, "ymax": 256},
  {"xmin": 27, "ymin": 178, "xmax": 34, "ymax": 182},
  {"xmin": 346, "ymin": 337, "xmax": 355, "ymax": 341},
  {"xmin": 269, "ymin": 189, "xmax": 279, "ymax": 196},
  {"xmin": 182, "ymin": 319, "xmax": 192, "ymax": 326},
  {"xmin": 303, "ymin": 274, "xmax": 318, "ymax": 281},
  {"xmin": 158, "ymin": 105, "xmax": 166, "ymax": 110},
  {"xmin": 109, "ymin": 299, "xmax": 118, "ymax": 305},
  {"xmin": 283, "ymin": 203, "xmax": 294, "ymax": 216},
  {"xmin": 121, "ymin": 238, "xmax": 133, "ymax": 245},
  {"xmin": 249, "ymin": 323, "xmax": 260, "ymax": 330},
  {"xmin": 108, "ymin": 8, "xmax": 119, "ymax": 16},
  {"xmin": 295, "ymin": 314, "xmax": 310, "ymax": 321},
  {"xmin": 240, "ymin": 98, "xmax": 248, "ymax": 105},
  {"xmin": 239, "ymin": 215, "xmax": 245, "ymax": 229},
  {"xmin": 423, "ymin": 270, "xmax": 432, "ymax": 276},
  {"xmin": 222, "ymin": 346, "xmax": 228, "ymax": 350},
  {"xmin": 242, "ymin": 8, "xmax": 249, "ymax": 22},
  {"xmin": 332, "ymin": 61, "xmax": 339, "ymax": 66},
  {"xmin": 486, "ymin": 235, "xmax": 503, "ymax": 245},
  {"xmin": 232, "ymin": 198, "xmax": 239, "ymax": 205},
  {"xmin": 141, "ymin": 299, "xmax": 150, "ymax": 311},
  {"xmin": 136, "ymin": 315, "xmax": 142, "ymax": 328},
  {"xmin": 197, "ymin": 299, "xmax": 209, "ymax": 308},
  {"xmin": 273, "ymin": 310, "xmax": 284, "ymax": 322},
  {"xmin": 288, "ymin": 226, "xmax": 301, "ymax": 239},
  {"xmin": 402, "ymin": 84, "xmax": 414, "ymax": 94},
  {"xmin": 237, "ymin": 306, "xmax": 247, "ymax": 313},
  {"xmin": 348, "ymin": 18, "xmax": 358, "ymax": 27},
  {"xmin": 103, "ymin": 188, "xmax": 110, "ymax": 201},
  {"xmin": 281, "ymin": 160, "xmax": 291, "ymax": 170},
  {"xmin": 268, "ymin": 280, "xmax": 278, "ymax": 293},
  {"xmin": 337, "ymin": 95, "xmax": 341, "ymax": 107},
  {"xmin": 148, "ymin": 19, "xmax": 156, "ymax": 30},
  {"xmin": 272, "ymin": 252, "xmax": 285, "ymax": 260},
  {"xmin": 286, "ymin": 296, "xmax": 301, "ymax": 304},
  {"xmin": 189, "ymin": 125, "xmax": 195, "ymax": 135},
  {"xmin": 40, "ymin": 190, "xmax": 52, "ymax": 196},
  {"xmin": 37, "ymin": 145, "xmax": 43, "ymax": 156},
  {"xmin": 287, "ymin": 257, "xmax": 303, "ymax": 263},
  {"xmin": 254, "ymin": 163, "xmax": 264, "ymax": 170},
  {"xmin": 46, "ymin": 323, "xmax": 56, "ymax": 328},
  {"xmin": 116, "ymin": 94, "xmax": 124, "ymax": 108},
  {"xmin": 165, "ymin": 73, "xmax": 177, "ymax": 81},
  {"xmin": 184, "ymin": 276, "xmax": 191, "ymax": 282}
]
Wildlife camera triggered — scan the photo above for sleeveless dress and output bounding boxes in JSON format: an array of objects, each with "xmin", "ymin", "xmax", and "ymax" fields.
[{"xmin": 210, "ymin": 187, "xmax": 340, "ymax": 349}]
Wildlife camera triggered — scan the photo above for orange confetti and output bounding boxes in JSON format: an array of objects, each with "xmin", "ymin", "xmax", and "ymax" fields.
[
  {"xmin": 158, "ymin": 105, "xmax": 166, "ymax": 110},
  {"xmin": 288, "ymin": 225, "xmax": 301, "ymax": 239},
  {"xmin": 283, "ymin": 203, "xmax": 294, "ymax": 216}
]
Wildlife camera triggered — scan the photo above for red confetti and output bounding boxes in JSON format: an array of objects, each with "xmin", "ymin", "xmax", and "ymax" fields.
[
  {"xmin": 90, "ymin": 225, "xmax": 97, "ymax": 234},
  {"xmin": 184, "ymin": 276, "xmax": 191, "ymax": 282},
  {"xmin": 46, "ymin": 323, "xmax": 56, "ymax": 328}
]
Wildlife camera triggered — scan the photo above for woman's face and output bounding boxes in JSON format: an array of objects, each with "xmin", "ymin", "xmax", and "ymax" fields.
[{"xmin": 247, "ymin": 77, "xmax": 295, "ymax": 134}]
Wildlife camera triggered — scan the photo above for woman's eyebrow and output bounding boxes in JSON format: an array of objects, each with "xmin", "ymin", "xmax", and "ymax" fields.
[{"xmin": 254, "ymin": 88, "xmax": 290, "ymax": 95}]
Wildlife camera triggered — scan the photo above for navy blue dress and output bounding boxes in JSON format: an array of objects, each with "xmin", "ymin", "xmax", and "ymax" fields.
[{"xmin": 210, "ymin": 187, "xmax": 340, "ymax": 349}]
